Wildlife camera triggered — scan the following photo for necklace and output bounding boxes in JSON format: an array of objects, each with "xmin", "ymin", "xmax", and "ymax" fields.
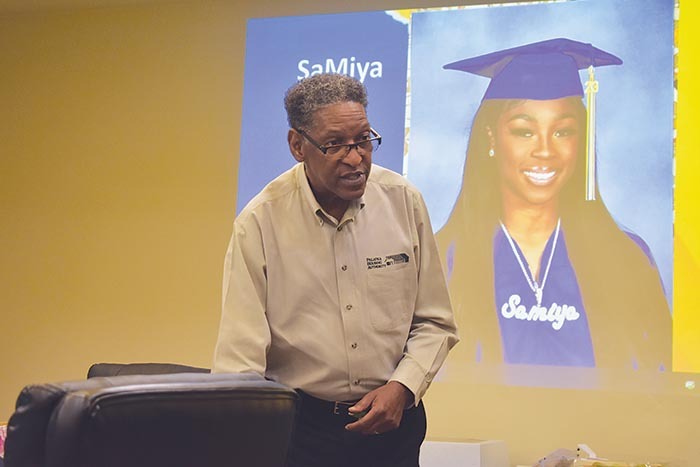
[{"xmin": 499, "ymin": 218, "xmax": 561, "ymax": 307}]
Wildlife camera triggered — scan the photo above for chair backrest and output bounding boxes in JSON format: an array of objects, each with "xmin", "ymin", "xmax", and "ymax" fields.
[
  {"xmin": 86, "ymin": 362, "xmax": 210, "ymax": 378},
  {"xmin": 5, "ymin": 373, "xmax": 298, "ymax": 467}
]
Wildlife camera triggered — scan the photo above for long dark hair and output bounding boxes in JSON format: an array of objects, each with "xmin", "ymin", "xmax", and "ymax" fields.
[{"xmin": 437, "ymin": 97, "xmax": 671, "ymax": 369}]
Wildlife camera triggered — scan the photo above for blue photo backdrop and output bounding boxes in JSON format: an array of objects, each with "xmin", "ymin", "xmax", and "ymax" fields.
[{"xmin": 238, "ymin": 11, "xmax": 409, "ymax": 213}]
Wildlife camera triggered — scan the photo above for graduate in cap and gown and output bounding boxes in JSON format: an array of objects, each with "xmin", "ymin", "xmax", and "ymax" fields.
[{"xmin": 436, "ymin": 38, "xmax": 671, "ymax": 370}]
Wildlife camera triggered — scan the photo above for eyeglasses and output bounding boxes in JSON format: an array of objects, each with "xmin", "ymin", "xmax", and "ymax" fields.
[{"xmin": 295, "ymin": 127, "xmax": 382, "ymax": 157}]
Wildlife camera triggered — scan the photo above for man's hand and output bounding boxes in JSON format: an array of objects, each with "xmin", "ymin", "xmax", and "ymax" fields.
[{"xmin": 344, "ymin": 381, "xmax": 413, "ymax": 435}]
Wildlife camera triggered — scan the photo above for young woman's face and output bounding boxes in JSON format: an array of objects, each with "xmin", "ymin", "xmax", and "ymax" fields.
[{"xmin": 491, "ymin": 97, "xmax": 582, "ymax": 212}]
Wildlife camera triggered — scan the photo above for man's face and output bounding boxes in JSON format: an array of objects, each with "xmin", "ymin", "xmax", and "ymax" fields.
[{"xmin": 289, "ymin": 101, "xmax": 372, "ymax": 219}]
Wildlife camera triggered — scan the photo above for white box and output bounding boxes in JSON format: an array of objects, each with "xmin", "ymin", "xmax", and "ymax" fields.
[{"xmin": 420, "ymin": 439, "xmax": 509, "ymax": 467}]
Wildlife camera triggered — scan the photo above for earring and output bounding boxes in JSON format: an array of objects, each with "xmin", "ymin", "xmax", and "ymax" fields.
[{"xmin": 488, "ymin": 148, "xmax": 495, "ymax": 158}]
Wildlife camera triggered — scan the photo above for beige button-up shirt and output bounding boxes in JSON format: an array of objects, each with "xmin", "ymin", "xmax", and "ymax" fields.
[{"xmin": 213, "ymin": 163, "xmax": 458, "ymax": 404}]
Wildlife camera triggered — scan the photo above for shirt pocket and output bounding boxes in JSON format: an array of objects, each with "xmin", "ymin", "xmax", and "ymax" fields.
[{"xmin": 366, "ymin": 262, "xmax": 416, "ymax": 331}]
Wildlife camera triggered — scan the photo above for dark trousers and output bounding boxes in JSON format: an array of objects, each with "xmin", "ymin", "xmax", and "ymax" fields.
[{"xmin": 286, "ymin": 391, "xmax": 427, "ymax": 467}]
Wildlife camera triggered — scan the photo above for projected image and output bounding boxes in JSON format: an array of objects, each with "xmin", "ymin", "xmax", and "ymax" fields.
[{"xmin": 408, "ymin": 0, "xmax": 674, "ymax": 372}]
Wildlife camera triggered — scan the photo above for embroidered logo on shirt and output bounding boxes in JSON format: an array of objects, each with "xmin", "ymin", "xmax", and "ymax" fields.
[{"xmin": 366, "ymin": 253, "xmax": 409, "ymax": 270}]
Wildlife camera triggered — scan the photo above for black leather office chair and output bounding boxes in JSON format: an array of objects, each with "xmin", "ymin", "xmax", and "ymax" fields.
[{"xmin": 4, "ymin": 372, "xmax": 298, "ymax": 467}]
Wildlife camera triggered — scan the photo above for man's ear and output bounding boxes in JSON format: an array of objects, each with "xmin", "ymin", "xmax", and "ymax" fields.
[{"xmin": 288, "ymin": 129, "xmax": 305, "ymax": 163}]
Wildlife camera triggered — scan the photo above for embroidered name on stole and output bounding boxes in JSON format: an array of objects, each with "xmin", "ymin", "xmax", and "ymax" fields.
[{"xmin": 500, "ymin": 293, "xmax": 580, "ymax": 331}]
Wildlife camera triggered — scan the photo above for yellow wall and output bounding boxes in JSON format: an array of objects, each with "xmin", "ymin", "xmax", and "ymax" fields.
[
  {"xmin": 1, "ymin": 0, "xmax": 698, "ymax": 465},
  {"xmin": 0, "ymin": 0, "xmax": 241, "ymax": 410}
]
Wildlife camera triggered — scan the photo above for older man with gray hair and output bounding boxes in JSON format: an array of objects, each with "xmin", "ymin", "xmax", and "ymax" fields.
[{"xmin": 213, "ymin": 73, "xmax": 458, "ymax": 467}]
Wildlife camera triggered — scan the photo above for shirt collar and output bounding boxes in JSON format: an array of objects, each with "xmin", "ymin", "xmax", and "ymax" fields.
[{"xmin": 294, "ymin": 162, "xmax": 366, "ymax": 226}]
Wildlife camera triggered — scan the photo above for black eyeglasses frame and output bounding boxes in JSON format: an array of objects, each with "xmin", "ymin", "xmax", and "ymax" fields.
[{"xmin": 295, "ymin": 127, "xmax": 382, "ymax": 156}]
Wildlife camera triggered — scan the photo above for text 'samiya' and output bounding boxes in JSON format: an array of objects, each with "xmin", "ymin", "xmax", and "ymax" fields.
[{"xmin": 297, "ymin": 57, "xmax": 383, "ymax": 83}]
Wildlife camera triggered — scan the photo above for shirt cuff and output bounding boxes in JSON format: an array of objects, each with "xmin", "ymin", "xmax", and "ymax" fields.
[{"xmin": 389, "ymin": 358, "xmax": 432, "ymax": 407}]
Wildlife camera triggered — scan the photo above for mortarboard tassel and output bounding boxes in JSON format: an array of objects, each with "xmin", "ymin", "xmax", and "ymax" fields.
[{"xmin": 584, "ymin": 65, "xmax": 598, "ymax": 201}]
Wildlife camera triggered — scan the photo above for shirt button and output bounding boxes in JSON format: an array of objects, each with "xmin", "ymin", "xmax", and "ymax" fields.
[
  {"xmin": 351, "ymin": 342, "xmax": 358, "ymax": 349},
  {"xmin": 345, "ymin": 304, "xmax": 353, "ymax": 311},
  {"xmin": 337, "ymin": 226, "xmax": 343, "ymax": 232},
  {"xmin": 341, "ymin": 265, "xmax": 347, "ymax": 271},
  {"xmin": 353, "ymin": 379, "xmax": 360, "ymax": 385}
]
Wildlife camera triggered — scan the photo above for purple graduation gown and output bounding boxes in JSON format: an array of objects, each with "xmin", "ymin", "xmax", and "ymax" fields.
[{"xmin": 493, "ymin": 227, "xmax": 596, "ymax": 367}]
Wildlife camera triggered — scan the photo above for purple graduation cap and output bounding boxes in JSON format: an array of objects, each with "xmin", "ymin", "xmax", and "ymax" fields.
[{"xmin": 443, "ymin": 37, "xmax": 622, "ymax": 101}]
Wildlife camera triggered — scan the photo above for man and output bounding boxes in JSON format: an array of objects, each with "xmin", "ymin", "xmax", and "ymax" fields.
[{"xmin": 213, "ymin": 73, "xmax": 458, "ymax": 467}]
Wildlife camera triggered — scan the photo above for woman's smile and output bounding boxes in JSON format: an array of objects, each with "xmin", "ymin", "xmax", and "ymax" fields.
[{"xmin": 522, "ymin": 166, "xmax": 557, "ymax": 185}]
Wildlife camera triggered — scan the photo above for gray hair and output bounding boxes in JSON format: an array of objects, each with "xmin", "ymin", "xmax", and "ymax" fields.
[{"xmin": 284, "ymin": 73, "xmax": 368, "ymax": 130}]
